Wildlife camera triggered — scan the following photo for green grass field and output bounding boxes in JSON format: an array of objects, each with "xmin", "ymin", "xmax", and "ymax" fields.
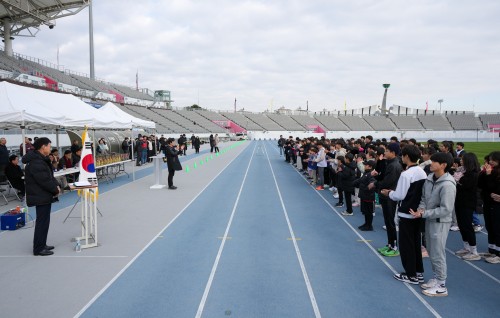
[{"xmin": 461, "ymin": 142, "xmax": 500, "ymax": 162}]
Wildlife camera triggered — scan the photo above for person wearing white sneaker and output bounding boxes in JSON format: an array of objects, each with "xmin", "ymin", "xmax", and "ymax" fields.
[
  {"xmin": 455, "ymin": 153, "xmax": 482, "ymax": 262},
  {"xmin": 478, "ymin": 151, "xmax": 500, "ymax": 265},
  {"xmin": 384, "ymin": 145, "xmax": 427, "ymax": 286},
  {"xmin": 410, "ymin": 153, "xmax": 456, "ymax": 298}
]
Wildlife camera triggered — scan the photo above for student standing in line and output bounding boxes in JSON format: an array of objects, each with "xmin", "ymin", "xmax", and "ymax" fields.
[
  {"xmin": 454, "ymin": 153, "xmax": 481, "ymax": 261},
  {"xmin": 353, "ymin": 159, "xmax": 376, "ymax": 231},
  {"xmin": 382, "ymin": 145, "xmax": 427, "ymax": 285},
  {"xmin": 314, "ymin": 141, "xmax": 327, "ymax": 190},
  {"xmin": 339, "ymin": 153, "xmax": 357, "ymax": 216},
  {"xmin": 370, "ymin": 142, "xmax": 402, "ymax": 257},
  {"xmin": 478, "ymin": 151, "xmax": 500, "ymax": 263},
  {"xmin": 410, "ymin": 152, "xmax": 456, "ymax": 297}
]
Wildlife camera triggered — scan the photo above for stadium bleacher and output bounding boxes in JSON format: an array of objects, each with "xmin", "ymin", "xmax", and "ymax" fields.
[
  {"xmin": 313, "ymin": 115, "xmax": 350, "ymax": 131},
  {"xmin": 2, "ymin": 49, "xmax": 500, "ymax": 136},
  {"xmin": 417, "ymin": 115, "xmax": 453, "ymax": 131},
  {"xmin": 175, "ymin": 110, "xmax": 226, "ymax": 133},
  {"xmin": 220, "ymin": 112, "xmax": 264, "ymax": 131},
  {"xmin": 266, "ymin": 113, "xmax": 305, "ymax": 131},
  {"xmin": 363, "ymin": 116, "xmax": 397, "ymax": 131},
  {"xmin": 389, "ymin": 115, "xmax": 424, "ymax": 130},
  {"xmin": 446, "ymin": 114, "xmax": 483, "ymax": 130},
  {"xmin": 478, "ymin": 114, "xmax": 500, "ymax": 130},
  {"xmin": 338, "ymin": 116, "xmax": 373, "ymax": 131},
  {"xmin": 242, "ymin": 113, "xmax": 284, "ymax": 131},
  {"xmin": 289, "ymin": 115, "xmax": 325, "ymax": 131}
]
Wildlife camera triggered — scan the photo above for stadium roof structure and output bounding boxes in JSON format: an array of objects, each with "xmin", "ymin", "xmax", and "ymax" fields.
[{"xmin": 0, "ymin": 0, "xmax": 88, "ymax": 37}]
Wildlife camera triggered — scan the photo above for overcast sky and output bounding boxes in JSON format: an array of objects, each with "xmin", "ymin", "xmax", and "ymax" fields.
[{"xmin": 12, "ymin": 0, "xmax": 500, "ymax": 112}]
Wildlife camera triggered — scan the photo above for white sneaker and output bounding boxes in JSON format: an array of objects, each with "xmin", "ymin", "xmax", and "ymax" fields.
[
  {"xmin": 485, "ymin": 256, "xmax": 500, "ymax": 264},
  {"xmin": 333, "ymin": 193, "xmax": 339, "ymax": 199},
  {"xmin": 473, "ymin": 224, "xmax": 483, "ymax": 232},
  {"xmin": 422, "ymin": 284, "xmax": 448, "ymax": 297},
  {"xmin": 352, "ymin": 202, "xmax": 360, "ymax": 207},
  {"xmin": 450, "ymin": 225, "xmax": 459, "ymax": 231},
  {"xmin": 455, "ymin": 248, "xmax": 469, "ymax": 256},
  {"xmin": 420, "ymin": 278, "xmax": 437, "ymax": 290},
  {"xmin": 462, "ymin": 253, "xmax": 481, "ymax": 261}
]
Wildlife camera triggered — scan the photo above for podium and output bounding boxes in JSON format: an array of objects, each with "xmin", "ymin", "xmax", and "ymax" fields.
[
  {"xmin": 70, "ymin": 185, "xmax": 99, "ymax": 249},
  {"xmin": 150, "ymin": 154, "xmax": 167, "ymax": 189}
]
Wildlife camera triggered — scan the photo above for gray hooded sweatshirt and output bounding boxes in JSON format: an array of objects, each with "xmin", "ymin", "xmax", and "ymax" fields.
[{"xmin": 418, "ymin": 172, "xmax": 457, "ymax": 223}]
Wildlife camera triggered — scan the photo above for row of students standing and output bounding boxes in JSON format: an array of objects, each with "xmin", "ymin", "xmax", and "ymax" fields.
[{"xmin": 282, "ymin": 136, "xmax": 500, "ymax": 298}]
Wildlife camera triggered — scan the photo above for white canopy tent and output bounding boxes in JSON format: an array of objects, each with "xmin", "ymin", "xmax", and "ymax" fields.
[
  {"xmin": 0, "ymin": 81, "xmax": 126, "ymax": 129},
  {"xmin": 98, "ymin": 102, "xmax": 156, "ymax": 129},
  {"xmin": 0, "ymin": 82, "xmax": 142, "ymax": 176}
]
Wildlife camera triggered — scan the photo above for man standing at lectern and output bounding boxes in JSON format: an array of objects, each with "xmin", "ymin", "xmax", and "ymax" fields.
[{"xmin": 22, "ymin": 137, "xmax": 61, "ymax": 256}]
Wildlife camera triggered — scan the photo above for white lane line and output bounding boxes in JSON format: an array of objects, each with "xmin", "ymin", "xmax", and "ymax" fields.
[
  {"xmin": 195, "ymin": 143, "xmax": 258, "ymax": 318},
  {"xmin": 74, "ymin": 141, "xmax": 251, "ymax": 318},
  {"xmin": 445, "ymin": 247, "xmax": 500, "ymax": 285},
  {"xmin": 279, "ymin": 146, "xmax": 440, "ymax": 318},
  {"xmin": 262, "ymin": 142, "xmax": 322, "ymax": 318}
]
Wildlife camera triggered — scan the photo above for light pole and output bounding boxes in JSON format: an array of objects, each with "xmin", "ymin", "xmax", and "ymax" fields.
[{"xmin": 438, "ymin": 99, "xmax": 443, "ymax": 112}]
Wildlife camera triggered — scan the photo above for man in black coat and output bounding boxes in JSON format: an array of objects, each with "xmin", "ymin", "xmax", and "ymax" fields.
[
  {"xmin": 0, "ymin": 137, "xmax": 9, "ymax": 173},
  {"xmin": 22, "ymin": 137, "xmax": 60, "ymax": 256},
  {"xmin": 165, "ymin": 138, "xmax": 183, "ymax": 189},
  {"xmin": 4, "ymin": 154, "xmax": 25, "ymax": 197}
]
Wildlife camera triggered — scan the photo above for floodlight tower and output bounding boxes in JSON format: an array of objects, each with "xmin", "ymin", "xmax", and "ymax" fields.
[
  {"xmin": 438, "ymin": 99, "xmax": 444, "ymax": 112},
  {"xmin": 381, "ymin": 84, "xmax": 390, "ymax": 115}
]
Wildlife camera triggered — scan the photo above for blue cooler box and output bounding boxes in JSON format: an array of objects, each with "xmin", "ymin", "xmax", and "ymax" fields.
[{"xmin": 1, "ymin": 212, "xmax": 26, "ymax": 230}]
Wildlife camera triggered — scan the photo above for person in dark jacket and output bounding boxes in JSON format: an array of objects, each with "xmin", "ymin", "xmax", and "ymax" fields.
[
  {"xmin": 22, "ymin": 137, "xmax": 60, "ymax": 256},
  {"xmin": 4, "ymin": 154, "xmax": 25, "ymax": 197},
  {"xmin": 0, "ymin": 137, "xmax": 9, "ymax": 173},
  {"xmin": 454, "ymin": 152, "xmax": 481, "ymax": 261},
  {"xmin": 338, "ymin": 153, "xmax": 357, "ymax": 216},
  {"xmin": 370, "ymin": 142, "xmax": 403, "ymax": 256},
  {"xmin": 478, "ymin": 151, "xmax": 500, "ymax": 263},
  {"xmin": 165, "ymin": 138, "xmax": 183, "ymax": 190},
  {"xmin": 209, "ymin": 134, "xmax": 215, "ymax": 153},
  {"xmin": 193, "ymin": 136, "xmax": 201, "ymax": 154},
  {"xmin": 353, "ymin": 160, "xmax": 376, "ymax": 230}
]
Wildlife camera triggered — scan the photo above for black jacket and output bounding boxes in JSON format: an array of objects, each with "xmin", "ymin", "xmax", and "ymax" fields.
[
  {"xmin": 353, "ymin": 170, "xmax": 376, "ymax": 201},
  {"xmin": 0, "ymin": 144, "xmax": 9, "ymax": 165},
  {"xmin": 165, "ymin": 146, "xmax": 182, "ymax": 171},
  {"xmin": 338, "ymin": 161, "xmax": 357, "ymax": 192},
  {"xmin": 193, "ymin": 138, "xmax": 201, "ymax": 149},
  {"xmin": 456, "ymin": 170, "xmax": 479, "ymax": 210},
  {"xmin": 376, "ymin": 157, "xmax": 402, "ymax": 193},
  {"xmin": 4, "ymin": 163, "xmax": 24, "ymax": 190},
  {"xmin": 478, "ymin": 169, "xmax": 500, "ymax": 207},
  {"xmin": 22, "ymin": 151, "xmax": 59, "ymax": 207}
]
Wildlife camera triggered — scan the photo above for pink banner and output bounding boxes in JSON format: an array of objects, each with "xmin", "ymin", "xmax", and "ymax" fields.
[{"xmin": 213, "ymin": 120, "xmax": 246, "ymax": 133}]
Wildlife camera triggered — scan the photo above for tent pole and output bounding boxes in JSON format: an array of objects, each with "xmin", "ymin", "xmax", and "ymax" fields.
[
  {"xmin": 21, "ymin": 111, "xmax": 26, "ymax": 160},
  {"xmin": 131, "ymin": 127, "xmax": 135, "ymax": 181},
  {"xmin": 55, "ymin": 128, "xmax": 60, "ymax": 154}
]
